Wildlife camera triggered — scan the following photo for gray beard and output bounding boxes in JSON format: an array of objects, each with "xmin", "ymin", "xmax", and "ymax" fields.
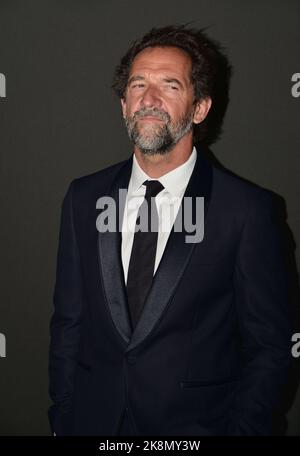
[{"xmin": 124, "ymin": 107, "xmax": 194, "ymax": 156}]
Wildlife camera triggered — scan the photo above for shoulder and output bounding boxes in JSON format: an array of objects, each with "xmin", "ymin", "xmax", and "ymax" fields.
[
  {"xmin": 58, "ymin": 157, "xmax": 132, "ymax": 214},
  {"xmin": 210, "ymin": 164, "xmax": 274, "ymax": 218},
  {"xmin": 65, "ymin": 156, "xmax": 132, "ymax": 200},
  {"xmin": 74, "ymin": 157, "xmax": 130, "ymax": 189}
]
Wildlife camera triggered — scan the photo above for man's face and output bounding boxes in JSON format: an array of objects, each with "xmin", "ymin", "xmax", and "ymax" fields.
[{"xmin": 121, "ymin": 46, "xmax": 208, "ymax": 155}]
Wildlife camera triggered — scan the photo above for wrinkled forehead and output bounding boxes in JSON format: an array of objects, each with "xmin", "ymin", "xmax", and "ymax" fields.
[{"xmin": 129, "ymin": 46, "xmax": 193, "ymax": 82}]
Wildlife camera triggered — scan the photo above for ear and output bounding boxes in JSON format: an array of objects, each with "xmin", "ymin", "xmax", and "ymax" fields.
[
  {"xmin": 193, "ymin": 97, "xmax": 212, "ymax": 124},
  {"xmin": 121, "ymin": 98, "xmax": 127, "ymax": 119}
]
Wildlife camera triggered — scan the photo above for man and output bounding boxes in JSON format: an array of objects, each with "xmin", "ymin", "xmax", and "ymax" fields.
[{"xmin": 48, "ymin": 25, "xmax": 292, "ymax": 436}]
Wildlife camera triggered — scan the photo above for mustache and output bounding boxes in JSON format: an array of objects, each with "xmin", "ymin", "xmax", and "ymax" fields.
[{"xmin": 132, "ymin": 107, "xmax": 170, "ymax": 123}]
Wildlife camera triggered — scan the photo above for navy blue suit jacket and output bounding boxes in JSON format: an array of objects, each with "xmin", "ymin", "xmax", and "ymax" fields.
[{"xmin": 48, "ymin": 148, "xmax": 292, "ymax": 435}]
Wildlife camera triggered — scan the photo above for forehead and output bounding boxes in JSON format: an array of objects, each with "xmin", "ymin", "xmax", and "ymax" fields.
[{"xmin": 129, "ymin": 46, "xmax": 192, "ymax": 80}]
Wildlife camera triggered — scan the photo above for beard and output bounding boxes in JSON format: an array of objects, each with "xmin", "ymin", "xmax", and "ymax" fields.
[{"xmin": 124, "ymin": 106, "xmax": 194, "ymax": 156}]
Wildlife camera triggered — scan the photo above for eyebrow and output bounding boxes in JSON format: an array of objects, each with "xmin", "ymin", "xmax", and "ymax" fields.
[
  {"xmin": 128, "ymin": 75, "xmax": 145, "ymax": 85},
  {"xmin": 127, "ymin": 75, "xmax": 184, "ymax": 89}
]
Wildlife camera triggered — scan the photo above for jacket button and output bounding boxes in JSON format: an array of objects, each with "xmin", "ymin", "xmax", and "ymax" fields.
[{"xmin": 127, "ymin": 354, "xmax": 137, "ymax": 364}]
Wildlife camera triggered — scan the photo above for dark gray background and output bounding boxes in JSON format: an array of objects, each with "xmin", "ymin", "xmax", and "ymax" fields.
[{"xmin": 0, "ymin": 0, "xmax": 299, "ymax": 435}]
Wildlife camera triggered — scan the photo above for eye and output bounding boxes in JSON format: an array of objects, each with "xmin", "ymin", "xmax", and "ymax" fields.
[
  {"xmin": 164, "ymin": 83, "xmax": 179, "ymax": 91},
  {"xmin": 132, "ymin": 83, "xmax": 145, "ymax": 89}
]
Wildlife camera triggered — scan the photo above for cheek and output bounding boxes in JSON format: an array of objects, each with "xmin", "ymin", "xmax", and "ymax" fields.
[
  {"xmin": 164, "ymin": 96, "xmax": 186, "ymax": 114},
  {"xmin": 124, "ymin": 99, "xmax": 140, "ymax": 118}
]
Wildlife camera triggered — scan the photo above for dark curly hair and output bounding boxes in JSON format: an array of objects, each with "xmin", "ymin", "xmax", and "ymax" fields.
[{"xmin": 112, "ymin": 24, "xmax": 232, "ymax": 146}]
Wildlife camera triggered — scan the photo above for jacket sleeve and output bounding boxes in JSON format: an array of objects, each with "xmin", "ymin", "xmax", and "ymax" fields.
[
  {"xmin": 48, "ymin": 180, "xmax": 84, "ymax": 436},
  {"xmin": 228, "ymin": 191, "xmax": 292, "ymax": 435}
]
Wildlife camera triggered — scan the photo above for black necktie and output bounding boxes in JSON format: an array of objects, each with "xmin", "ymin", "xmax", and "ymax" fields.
[{"xmin": 126, "ymin": 179, "xmax": 164, "ymax": 330}]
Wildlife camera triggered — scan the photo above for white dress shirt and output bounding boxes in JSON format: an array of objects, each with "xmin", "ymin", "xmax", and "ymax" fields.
[{"xmin": 121, "ymin": 147, "xmax": 197, "ymax": 284}]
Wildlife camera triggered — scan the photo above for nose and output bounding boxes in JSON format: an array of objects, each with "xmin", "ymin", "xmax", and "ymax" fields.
[{"xmin": 141, "ymin": 85, "xmax": 162, "ymax": 108}]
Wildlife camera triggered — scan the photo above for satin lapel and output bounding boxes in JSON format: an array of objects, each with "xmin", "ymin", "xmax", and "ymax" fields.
[
  {"xmin": 97, "ymin": 155, "xmax": 133, "ymax": 344},
  {"xmin": 126, "ymin": 149, "xmax": 213, "ymax": 352}
]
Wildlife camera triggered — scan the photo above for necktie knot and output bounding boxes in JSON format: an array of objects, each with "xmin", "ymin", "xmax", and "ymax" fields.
[{"xmin": 143, "ymin": 180, "xmax": 164, "ymax": 199}]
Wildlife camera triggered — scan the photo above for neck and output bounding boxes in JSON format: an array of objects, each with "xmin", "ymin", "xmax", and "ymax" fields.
[{"xmin": 134, "ymin": 135, "xmax": 194, "ymax": 178}]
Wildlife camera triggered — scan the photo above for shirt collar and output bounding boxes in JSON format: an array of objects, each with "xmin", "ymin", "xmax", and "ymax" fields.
[{"xmin": 130, "ymin": 146, "xmax": 197, "ymax": 197}]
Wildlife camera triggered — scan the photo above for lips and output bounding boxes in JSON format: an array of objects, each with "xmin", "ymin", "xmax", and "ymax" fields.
[{"xmin": 139, "ymin": 116, "xmax": 164, "ymax": 121}]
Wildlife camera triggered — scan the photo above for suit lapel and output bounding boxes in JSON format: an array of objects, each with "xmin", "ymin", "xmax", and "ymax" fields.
[
  {"xmin": 97, "ymin": 155, "xmax": 133, "ymax": 344},
  {"xmin": 97, "ymin": 148, "xmax": 213, "ymax": 351}
]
